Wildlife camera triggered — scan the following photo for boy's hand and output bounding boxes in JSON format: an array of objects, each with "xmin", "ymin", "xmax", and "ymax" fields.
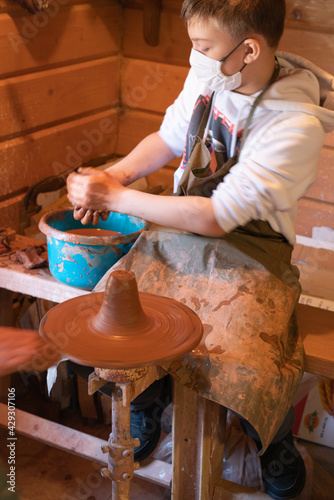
[
  {"xmin": 73, "ymin": 207, "xmax": 110, "ymax": 226},
  {"xmin": 0, "ymin": 327, "xmax": 61, "ymax": 376},
  {"xmin": 67, "ymin": 168, "xmax": 125, "ymax": 224}
]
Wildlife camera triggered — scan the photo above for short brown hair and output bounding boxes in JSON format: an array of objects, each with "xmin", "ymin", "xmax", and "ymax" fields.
[{"xmin": 181, "ymin": 0, "xmax": 286, "ymax": 48}]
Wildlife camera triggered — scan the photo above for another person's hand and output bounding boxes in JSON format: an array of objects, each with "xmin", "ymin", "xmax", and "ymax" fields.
[
  {"xmin": 67, "ymin": 168, "xmax": 125, "ymax": 225},
  {"xmin": 0, "ymin": 327, "xmax": 61, "ymax": 376}
]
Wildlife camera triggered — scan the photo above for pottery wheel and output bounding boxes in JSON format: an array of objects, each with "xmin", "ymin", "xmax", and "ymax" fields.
[{"xmin": 40, "ymin": 270, "xmax": 203, "ymax": 368}]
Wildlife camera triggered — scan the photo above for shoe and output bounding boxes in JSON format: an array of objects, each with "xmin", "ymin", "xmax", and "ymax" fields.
[
  {"xmin": 260, "ymin": 431, "xmax": 306, "ymax": 499},
  {"xmin": 131, "ymin": 376, "xmax": 172, "ymax": 462}
]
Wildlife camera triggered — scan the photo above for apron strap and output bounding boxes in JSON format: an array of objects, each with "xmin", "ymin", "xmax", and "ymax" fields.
[
  {"xmin": 239, "ymin": 58, "xmax": 280, "ymax": 154},
  {"xmin": 193, "ymin": 58, "xmax": 280, "ymax": 158},
  {"xmin": 196, "ymin": 92, "xmax": 215, "ymax": 140}
]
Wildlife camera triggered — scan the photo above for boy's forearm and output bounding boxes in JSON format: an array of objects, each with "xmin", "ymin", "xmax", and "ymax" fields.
[
  {"xmin": 105, "ymin": 132, "xmax": 176, "ymax": 186},
  {"xmin": 116, "ymin": 188, "xmax": 225, "ymax": 237},
  {"xmin": 67, "ymin": 156, "xmax": 225, "ymax": 236}
]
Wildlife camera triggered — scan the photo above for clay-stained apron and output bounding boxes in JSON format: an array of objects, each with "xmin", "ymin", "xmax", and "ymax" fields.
[{"xmin": 94, "ymin": 229, "xmax": 304, "ymax": 453}]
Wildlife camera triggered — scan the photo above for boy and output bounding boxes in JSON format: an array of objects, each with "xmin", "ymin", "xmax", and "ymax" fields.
[{"xmin": 66, "ymin": 1, "xmax": 334, "ymax": 497}]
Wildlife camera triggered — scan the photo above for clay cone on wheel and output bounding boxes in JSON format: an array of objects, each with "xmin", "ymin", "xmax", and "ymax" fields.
[
  {"xmin": 40, "ymin": 270, "xmax": 203, "ymax": 368},
  {"xmin": 91, "ymin": 270, "xmax": 148, "ymax": 333}
]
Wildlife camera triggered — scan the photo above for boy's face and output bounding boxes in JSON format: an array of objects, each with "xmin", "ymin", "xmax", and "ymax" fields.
[{"xmin": 187, "ymin": 18, "xmax": 246, "ymax": 77}]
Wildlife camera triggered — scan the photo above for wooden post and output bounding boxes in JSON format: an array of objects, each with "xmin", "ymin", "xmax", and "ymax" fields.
[
  {"xmin": 143, "ymin": 0, "xmax": 161, "ymax": 46},
  {"xmin": 172, "ymin": 379, "xmax": 226, "ymax": 500},
  {"xmin": 0, "ymin": 288, "xmax": 14, "ymax": 401},
  {"xmin": 0, "ymin": 288, "xmax": 14, "ymax": 327},
  {"xmin": 110, "ymin": 385, "xmax": 131, "ymax": 500}
]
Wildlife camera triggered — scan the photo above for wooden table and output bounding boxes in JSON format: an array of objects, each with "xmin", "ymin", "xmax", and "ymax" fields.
[{"xmin": 0, "ymin": 233, "xmax": 89, "ymax": 303}]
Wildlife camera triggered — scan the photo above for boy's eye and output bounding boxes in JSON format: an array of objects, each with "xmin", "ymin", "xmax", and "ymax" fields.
[{"xmin": 193, "ymin": 43, "xmax": 210, "ymax": 53}]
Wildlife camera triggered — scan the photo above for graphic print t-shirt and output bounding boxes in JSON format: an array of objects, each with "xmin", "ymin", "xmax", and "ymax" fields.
[{"xmin": 181, "ymin": 93, "xmax": 244, "ymax": 176}]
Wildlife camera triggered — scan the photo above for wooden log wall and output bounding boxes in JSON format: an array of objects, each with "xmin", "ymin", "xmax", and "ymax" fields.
[
  {"xmin": 0, "ymin": 0, "xmax": 333, "ymax": 237},
  {"xmin": 119, "ymin": 0, "xmax": 334, "ymax": 237},
  {"xmin": 0, "ymin": 0, "xmax": 122, "ymax": 230}
]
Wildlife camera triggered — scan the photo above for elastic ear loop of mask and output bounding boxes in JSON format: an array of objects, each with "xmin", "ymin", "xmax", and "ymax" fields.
[
  {"xmin": 201, "ymin": 39, "xmax": 248, "ymax": 142},
  {"xmin": 220, "ymin": 38, "xmax": 247, "ymax": 63}
]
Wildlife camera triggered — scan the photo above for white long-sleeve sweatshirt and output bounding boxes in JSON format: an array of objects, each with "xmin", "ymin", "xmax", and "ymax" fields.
[{"xmin": 158, "ymin": 52, "xmax": 334, "ymax": 245}]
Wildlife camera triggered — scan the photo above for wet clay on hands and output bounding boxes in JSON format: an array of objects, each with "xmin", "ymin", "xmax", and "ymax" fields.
[
  {"xmin": 39, "ymin": 270, "xmax": 203, "ymax": 368},
  {"xmin": 67, "ymin": 168, "xmax": 124, "ymax": 215}
]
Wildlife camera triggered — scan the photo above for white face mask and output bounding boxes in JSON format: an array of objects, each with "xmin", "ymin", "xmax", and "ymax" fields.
[{"xmin": 189, "ymin": 44, "xmax": 246, "ymax": 92}]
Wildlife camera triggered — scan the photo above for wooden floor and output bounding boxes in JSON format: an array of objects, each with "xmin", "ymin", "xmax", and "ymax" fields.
[
  {"xmin": 0, "ymin": 380, "xmax": 333, "ymax": 500},
  {"xmin": 0, "ymin": 435, "xmax": 170, "ymax": 499},
  {"xmin": 0, "ymin": 408, "xmax": 171, "ymax": 500}
]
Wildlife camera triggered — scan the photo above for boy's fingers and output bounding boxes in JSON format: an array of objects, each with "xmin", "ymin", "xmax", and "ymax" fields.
[
  {"xmin": 80, "ymin": 210, "xmax": 94, "ymax": 225},
  {"xmin": 73, "ymin": 208, "xmax": 109, "ymax": 225},
  {"xmin": 73, "ymin": 207, "xmax": 86, "ymax": 219},
  {"xmin": 92, "ymin": 211, "xmax": 101, "ymax": 226},
  {"xmin": 77, "ymin": 167, "xmax": 95, "ymax": 175},
  {"xmin": 100, "ymin": 211, "xmax": 110, "ymax": 221}
]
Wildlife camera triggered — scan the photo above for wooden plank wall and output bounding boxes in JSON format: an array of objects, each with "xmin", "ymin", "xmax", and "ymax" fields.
[
  {"xmin": 119, "ymin": 0, "xmax": 334, "ymax": 237},
  {"xmin": 0, "ymin": 0, "xmax": 122, "ymax": 230}
]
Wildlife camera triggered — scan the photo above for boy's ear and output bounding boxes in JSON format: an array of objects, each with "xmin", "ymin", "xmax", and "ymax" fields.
[{"xmin": 243, "ymin": 39, "xmax": 261, "ymax": 64}]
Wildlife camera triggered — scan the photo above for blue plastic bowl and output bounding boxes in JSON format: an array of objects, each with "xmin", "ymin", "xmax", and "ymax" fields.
[{"xmin": 38, "ymin": 209, "xmax": 149, "ymax": 290}]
